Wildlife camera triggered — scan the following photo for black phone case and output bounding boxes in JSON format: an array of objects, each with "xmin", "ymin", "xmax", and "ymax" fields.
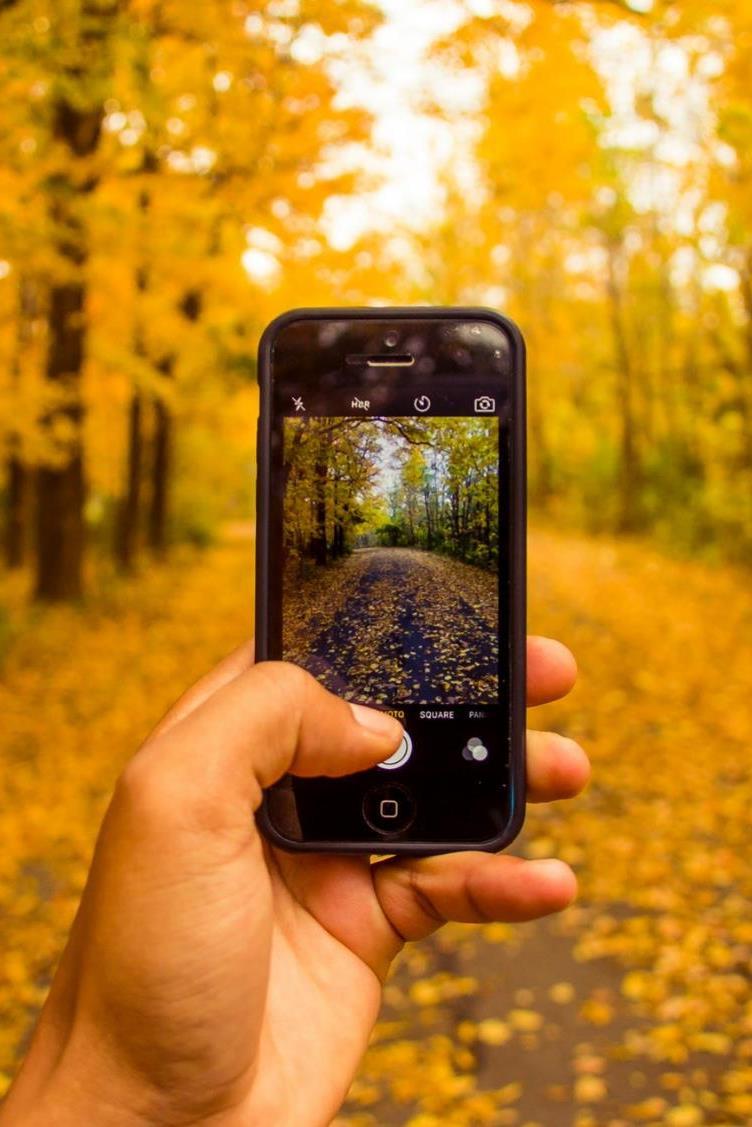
[{"xmin": 255, "ymin": 306, "xmax": 527, "ymax": 855}]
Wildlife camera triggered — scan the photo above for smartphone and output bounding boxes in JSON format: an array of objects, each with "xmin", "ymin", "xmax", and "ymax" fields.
[{"xmin": 255, "ymin": 307, "xmax": 526, "ymax": 855}]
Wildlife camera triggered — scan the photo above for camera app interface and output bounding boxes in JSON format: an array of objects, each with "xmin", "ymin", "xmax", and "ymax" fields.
[
  {"xmin": 266, "ymin": 317, "xmax": 516, "ymax": 845},
  {"xmin": 281, "ymin": 412, "xmax": 500, "ymax": 708}
]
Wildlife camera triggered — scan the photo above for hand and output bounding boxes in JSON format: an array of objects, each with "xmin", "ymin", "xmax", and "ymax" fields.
[{"xmin": 1, "ymin": 639, "xmax": 588, "ymax": 1127}]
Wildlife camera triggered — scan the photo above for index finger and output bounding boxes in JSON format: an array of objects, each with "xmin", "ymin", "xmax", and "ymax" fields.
[{"xmin": 527, "ymin": 636, "xmax": 577, "ymax": 706}]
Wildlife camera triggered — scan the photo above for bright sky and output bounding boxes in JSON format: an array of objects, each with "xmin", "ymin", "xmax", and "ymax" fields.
[
  {"xmin": 243, "ymin": 0, "xmax": 739, "ymax": 295},
  {"xmin": 323, "ymin": 0, "xmax": 480, "ymax": 250}
]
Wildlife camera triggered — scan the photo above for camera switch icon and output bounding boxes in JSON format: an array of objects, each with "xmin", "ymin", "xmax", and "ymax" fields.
[{"xmin": 474, "ymin": 396, "xmax": 496, "ymax": 414}]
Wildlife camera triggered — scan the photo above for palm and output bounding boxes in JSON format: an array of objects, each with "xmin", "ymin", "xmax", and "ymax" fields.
[
  {"xmin": 247, "ymin": 850, "xmax": 385, "ymax": 1124},
  {"xmin": 77, "ymin": 833, "xmax": 386, "ymax": 1125},
  {"xmin": 111, "ymin": 639, "xmax": 585, "ymax": 1123}
]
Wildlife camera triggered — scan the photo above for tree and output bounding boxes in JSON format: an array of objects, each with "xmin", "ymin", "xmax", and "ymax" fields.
[
  {"xmin": 283, "ymin": 417, "xmax": 498, "ymax": 571},
  {"xmin": 1, "ymin": 0, "xmax": 383, "ymax": 595},
  {"xmin": 32, "ymin": 0, "xmax": 119, "ymax": 600}
]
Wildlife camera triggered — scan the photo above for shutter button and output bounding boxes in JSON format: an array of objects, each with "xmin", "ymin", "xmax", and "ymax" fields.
[{"xmin": 377, "ymin": 730, "xmax": 413, "ymax": 770}]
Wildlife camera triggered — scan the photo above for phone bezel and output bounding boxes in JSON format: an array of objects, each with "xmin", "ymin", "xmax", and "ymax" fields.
[{"xmin": 255, "ymin": 306, "xmax": 526, "ymax": 855}]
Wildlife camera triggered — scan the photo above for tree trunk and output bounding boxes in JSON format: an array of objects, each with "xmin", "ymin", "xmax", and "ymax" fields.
[
  {"xmin": 114, "ymin": 155, "xmax": 157, "ymax": 569},
  {"xmin": 148, "ymin": 372, "xmax": 172, "ymax": 555},
  {"xmin": 5, "ymin": 276, "xmax": 37, "ymax": 569},
  {"xmin": 450, "ymin": 488, "xmax": 461, "ymax": 550},
  {"xmin": 423, "ymin": 486, "xmax": 434, "ymax": 549},
  {"xmin": 115, "ymin": 393, "xmax": 143, "ymax": 570},
  {"xmin": 36, "ymin": 281, "xmax": 88, "ymax": 600},
  {"xmin": 606, "ymin": 240, "xmax": 640, "ymax": 533},
  {"xmin": 5, "ymin": 458, "xmax": 31, "ymax": 569},
  {"xmin": 36, "ymin": 461, "xmax": 85, "ymax": 600},
  {"xmin": 147, "ymin": 289, "xmax": 202, "ymax": 555},
  {"xmin": 34, "ymin": 0, "xmax": 119, "ymax": 600},
  {"xmin": 311, "ymin": 457, "xmax": 328, "ymax": 565}
]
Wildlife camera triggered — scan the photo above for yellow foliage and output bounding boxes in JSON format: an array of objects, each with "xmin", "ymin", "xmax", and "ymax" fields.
[
  {"xmin": 573, "ymin": 1074, "xmax": 607, "ymax": 1103},
  {"xmin": 409, "ymin": 975, "xmax": 479, "ymax": 1008},
  {"xmin": 549, "ymin": 981, "xmax": 575, "ymax": 1005},
  {"xmin": 664, "ymin": 1105, "xmax": 704, "ymax": 1126},
  {"xmin": 506, "ymin": 1009, "xmax": 543, "ymax": 1034},
  {"xmin": 475, "ymin": 1020, "xmax": 512, "ymax": 1047}
]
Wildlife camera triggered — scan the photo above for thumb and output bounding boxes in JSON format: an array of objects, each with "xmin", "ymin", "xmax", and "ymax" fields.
[{"xmin": 123, "ymin": 660, "xmax": 403, "ymax": 824}]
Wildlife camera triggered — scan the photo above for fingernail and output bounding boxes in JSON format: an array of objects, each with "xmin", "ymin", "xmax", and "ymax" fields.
[
  {"xmin": 350, "ymin": 703, "xmax": 402, "ymax": 739},
  {"xmin": 529, "ymin": 856, "xmax": 577, "ymax": 892},
  {"xmin": 529, "ymin": 859, "xmax": 576, "ymax": 887}
]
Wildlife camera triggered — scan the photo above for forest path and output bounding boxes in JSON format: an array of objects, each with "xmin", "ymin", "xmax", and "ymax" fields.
[{"xmin": 298, "ymin": 547, "xmax": 498, "ymax": 704}]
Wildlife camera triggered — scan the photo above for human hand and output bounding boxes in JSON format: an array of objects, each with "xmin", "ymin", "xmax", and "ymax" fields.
[{"xmin": 0, "ymin": 639, "xmax": 588, "ymax": 1127}]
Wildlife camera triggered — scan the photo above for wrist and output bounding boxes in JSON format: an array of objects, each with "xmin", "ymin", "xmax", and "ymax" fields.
[
  {"xmin": 0, "ymin": 1082, "xmax": 149, "ymax": 1127},
  {"xmin": 2, "ymin": 1070, "xmax": 243, "ymax": 1127},
  {"xmin": 0, "ymin": 1017, "xmax": 151, "ymax": 1127},
  {"xmin": 0, "ymin": 1045, "xmax": 151, "ymax": 1127},
  {"xmin": 0, "ymin": 1018, "xmax": 246, "ymax": 1127}
]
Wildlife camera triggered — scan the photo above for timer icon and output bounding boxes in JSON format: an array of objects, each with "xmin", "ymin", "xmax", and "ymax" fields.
[{"xmin": 414, "ymin": 395, "xmax": 431, "ymax": 413}]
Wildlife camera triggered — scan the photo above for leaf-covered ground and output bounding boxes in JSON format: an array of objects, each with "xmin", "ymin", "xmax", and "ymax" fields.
[
  {"xmin": 2, "ymin": 527, "xmax": 752, "ymax": 1125},
  {"xmin": 339, "ymin": 530, "xmax": 752, "ymax": 1127},
  {"xmin": 284, "ymin": 547, "xmax": 499, "ymax": 704}
]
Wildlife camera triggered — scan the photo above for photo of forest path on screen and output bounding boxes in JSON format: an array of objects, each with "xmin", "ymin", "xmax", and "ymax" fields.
[{"xmin": 282, "ymin": 416, "xmax": 499, "ymax": 705}]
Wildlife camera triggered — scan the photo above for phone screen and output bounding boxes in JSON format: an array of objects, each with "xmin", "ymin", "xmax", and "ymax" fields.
[
  {"xmin": 282, "ymin": 413, "xmax": 499, "ymax": 706},
  {"xmin": 259, "ymin": 313, "xmax": 524, "ymax": 849}
]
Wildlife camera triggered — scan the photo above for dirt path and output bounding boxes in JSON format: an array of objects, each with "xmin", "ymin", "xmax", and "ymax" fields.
[{"xmin": 286, "ymin": 547, "xmax": 498, "ymax": 704}]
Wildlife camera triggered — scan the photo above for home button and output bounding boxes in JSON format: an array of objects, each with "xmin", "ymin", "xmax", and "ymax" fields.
[{"xmin": 363, "ymin": 783, "xmax": 416, "ymax": 835}]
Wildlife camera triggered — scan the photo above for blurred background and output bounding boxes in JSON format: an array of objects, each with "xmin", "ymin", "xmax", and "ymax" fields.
[{"xmin": 1, "ymin": 1, "xmax": 752, "ymax": 1123}]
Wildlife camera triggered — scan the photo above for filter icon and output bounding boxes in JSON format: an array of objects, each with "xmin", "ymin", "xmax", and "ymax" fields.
[{"xmin": 462, "ymin": 737, "xmax": 489, "ymax": 762}]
